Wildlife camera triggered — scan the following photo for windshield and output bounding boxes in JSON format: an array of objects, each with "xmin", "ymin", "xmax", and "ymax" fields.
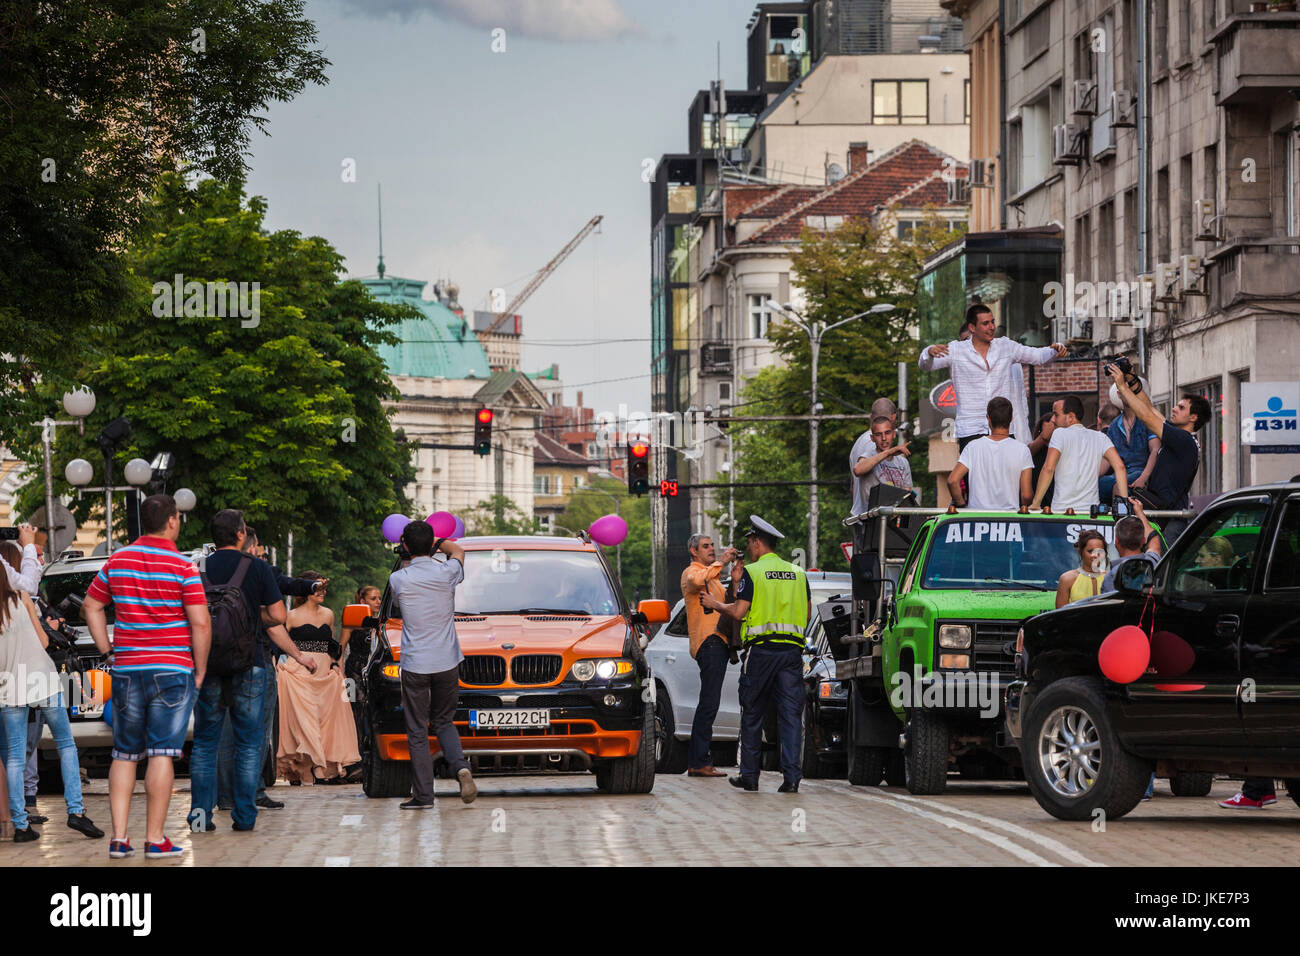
[
  {"xmin": 41, "ymin": 570, "xmax": 114, "ymax": 625},
  {"xmin": 922, "ymin": 519, "xmax": 1117, "ymax": 591},
  {"xmin": 454, "ymin": 549, "xmax": 620, "ymax": 615}
]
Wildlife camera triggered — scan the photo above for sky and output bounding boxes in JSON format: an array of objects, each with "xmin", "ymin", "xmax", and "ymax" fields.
[{"xmin": 244, "ymin": 0, "xmax": 762, "ymax": 418}]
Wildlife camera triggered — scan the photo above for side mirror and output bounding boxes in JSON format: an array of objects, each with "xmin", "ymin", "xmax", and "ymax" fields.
[
  {"xmin": 1117, "ymin": 559, "xmax": 1154, "ymax": 594},
  {"xmin": 635, "ymin": 599, "xmax": 671, "ymax": 625},
  {"xmin": 341, "ymin": 604, "xmax": 372, "ymax": 629}
]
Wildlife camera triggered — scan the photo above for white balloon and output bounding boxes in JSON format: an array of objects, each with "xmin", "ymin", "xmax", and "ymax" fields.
[
  {"xmin": 1108, "ymin": 376, "xmax": 1150, "ymax": 410},
  {"xmin": 65, "ymin": 458, "xmax": 94, "ymax": 487},
  {"xmin": 174, "ymin": 488, "xmax": 197, "ymax": 512},
  {"xmin": 124, "ymin": 457, "xmax": 153, "ymax": 487}
]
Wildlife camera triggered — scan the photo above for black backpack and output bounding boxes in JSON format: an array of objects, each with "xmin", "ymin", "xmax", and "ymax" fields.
[{"xmin": 201, "ymin": 555, "xmax": 258, "ymax": 677}]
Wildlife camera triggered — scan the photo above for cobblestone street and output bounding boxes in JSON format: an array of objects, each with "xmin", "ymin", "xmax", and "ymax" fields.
[{"xmin": 4, "ymin": 773, "xmax": 1297, "ymax": 867}]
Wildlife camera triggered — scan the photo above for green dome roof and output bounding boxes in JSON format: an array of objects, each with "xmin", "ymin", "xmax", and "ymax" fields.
[{"xmin": 361, "ymin": 276, "xmax": 491, "ymax": 380}]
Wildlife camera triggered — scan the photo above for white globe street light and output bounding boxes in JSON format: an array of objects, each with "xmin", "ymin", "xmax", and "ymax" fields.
[
  {"xmin": 174, "ymin": 488, "xmax": 197, "ymax": 513},
  {"xmin": 65, "ymin": 459, "xmax": 93, "ymax": 487},
  {"xmin": 62, "ymin": 386, "xmax": 96, "ymax": 420},
  {"xmin": 124, "ymin": 458, "xmax": 153, "ymax": 487}
]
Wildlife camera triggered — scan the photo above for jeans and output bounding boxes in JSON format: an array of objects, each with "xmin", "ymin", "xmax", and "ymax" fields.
[
  {"xmin": 217, "ymin": 668, "xmax": 278, "ymax": 806},
  {"xmin": 1099, "ymin": 467, "xmax": 1143, "ymax": 504},
  {"xmin": 737, "ymin": 645, "xmax": 804, "ymax": 786},
  {"xmin": 3, "ymin": 696, "xmax": 83, "ymax": 829},
  {"xmin": 24, "ymin": 708, "xmax": 44, "ymax": 799},
  {"xmin": 111, "ymin": 669, "xmax": 195, "ymax": 760},
  {"xmin": 190, "ymin": 667, "xmax": 267, "ymax": 830},
  {"xmin": 689, "ymin": 636, "xmax": 729, "ymax": 769},
  {"xmin": 956, "ymin": 433, "xmax": 986, "ymax": 503}
]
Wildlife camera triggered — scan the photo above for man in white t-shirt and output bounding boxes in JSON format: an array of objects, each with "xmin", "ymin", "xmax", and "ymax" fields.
[
  {"xmin": 1031, "ymin": 396, "xmax": 1129, "ymax": 512},
  {"xmin": 947, "ymin": 397, "xmax": 1033, "ymax": 510},
  {"xmin": 850, "ymin": 415, "xmax": 913, "ymax": 516}
]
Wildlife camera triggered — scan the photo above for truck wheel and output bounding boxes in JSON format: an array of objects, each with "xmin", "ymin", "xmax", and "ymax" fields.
[
  {"xmin": 653, "ymin": 688, "xmax": 689, "ymax": 775},
  {"xmin": 1168, "ymin": 771, "xmax": 1214, "ymax": 797},
  {"xmin": 885, "ymin": 749, "xmax": 906, "ymax": 787},
  {"xmin": 1020, "ymin": 677, "xmax": 1152, "ymax": 821},
  {"xmin": 847, "ymin": 745, "xmax": 886, "ymax": 786},
  {"xmin": 903, "ymin": 710, "xmax": 949, "ymax": 795},
  {"xmin": 599, "ymin": 707, "xmax": 656, "ymax": 794}
]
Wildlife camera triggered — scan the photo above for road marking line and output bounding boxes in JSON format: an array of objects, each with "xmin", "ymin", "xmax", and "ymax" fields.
[
  {"xmin": 882, "ymin": 790, "xmax": 1105, "ymax": 867},
  {"xmin": 340, "ymin": 814, "xmax": 363, "ymax": 827},
  {"xmin": 842, "ymin": 789, "xmax": 1059, "ymax": 866},
  {"xmin": 325, "ymin": 856, "xmax": 350, "ymax": 867}
]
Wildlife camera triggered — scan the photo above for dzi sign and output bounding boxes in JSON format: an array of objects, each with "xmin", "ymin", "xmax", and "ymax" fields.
[{"xmin": 1241, "ymin": 382, "xmax": 1300, "ymax": 454}]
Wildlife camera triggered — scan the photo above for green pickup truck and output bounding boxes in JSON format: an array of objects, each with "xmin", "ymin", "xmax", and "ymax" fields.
[{"xmin": 835, "ymin": 507, "xmax": 1126, "ymax": 794}]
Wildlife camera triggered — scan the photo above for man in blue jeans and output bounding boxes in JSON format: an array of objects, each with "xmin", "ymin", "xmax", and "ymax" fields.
[{"xmin": 190, "ymin": 510, "xmax": 316, "ymax": 833}]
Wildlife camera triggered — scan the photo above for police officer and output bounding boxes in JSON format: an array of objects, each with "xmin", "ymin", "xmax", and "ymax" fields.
[{"xmin": 701, "ymin": 515, "xmax": 810, "ymax": 793}]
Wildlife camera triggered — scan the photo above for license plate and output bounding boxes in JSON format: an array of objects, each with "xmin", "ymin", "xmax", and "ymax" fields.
[
  {"xmin": 468, "ymin": 708, "xmax": 550, "ymax": 730},
  {"xmin": 71, "ymin": 702, "xmax": 103, "ymax": 718}
]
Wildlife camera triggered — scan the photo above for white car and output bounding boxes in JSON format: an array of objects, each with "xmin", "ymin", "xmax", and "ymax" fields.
[{"xmin": 646, "ymin": 571, "xmax": 852, "ymax": 774}]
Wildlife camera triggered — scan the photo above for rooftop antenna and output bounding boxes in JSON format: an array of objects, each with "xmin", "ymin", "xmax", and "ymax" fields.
[{"xmin": 376, "ymin": 183, "xmax": 386, "ymax": 279}]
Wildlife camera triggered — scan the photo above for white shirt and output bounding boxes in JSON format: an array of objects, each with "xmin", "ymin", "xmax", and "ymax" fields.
[
  {"xmin": 919, "ymin": 337, "xmax": 1059, "ymax": 441},
  {"xmin": 3, "ymin": 543, "xmax": 42, "ymax": 594},
  {"xmin": 1047, "ymin": 424, "xmax": 1115, "ymax": 512},
  {"xmin": 388, "ymin": 555, "xmax": 465, "ymax": 675},
  {"xmin": 958, "ymin": 435, "xmax": 1033, "ymax": 511},
  {"xmin": 850, "ymin": 432, "xmax": 913, "ymax": 516}
]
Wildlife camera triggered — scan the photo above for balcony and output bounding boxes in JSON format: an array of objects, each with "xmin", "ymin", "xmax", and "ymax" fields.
[
  {"xmin": 1212, "ymin": 13, "xmax": 1300, "ymax": 105},
  {"xmin": 700, "ymin": 342, "xmax": 732, "ymax": 375},
  {"xmin": 1206, "ymin": 237, "xmax": 1300, "ymax": 312}
]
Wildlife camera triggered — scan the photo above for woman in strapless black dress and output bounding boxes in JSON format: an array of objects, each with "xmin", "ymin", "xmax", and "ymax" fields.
[{"xmin": 277, "ymin": 572, "xmax": 360, "ymax": 784}]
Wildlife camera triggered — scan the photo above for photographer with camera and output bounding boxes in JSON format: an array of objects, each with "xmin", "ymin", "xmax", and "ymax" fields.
[{"xmin": 1106, "ymin": 361, "xmax": 1209, "ymax": 544}]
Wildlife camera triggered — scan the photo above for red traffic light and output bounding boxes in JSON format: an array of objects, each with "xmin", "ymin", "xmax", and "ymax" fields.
[
  {"xmin": 630, "ymin": 441, "xmax": 649, "ymax": 458},
  {"xmin": 477, "ymin": 408, "xmax": 494, "ymax": 424}
]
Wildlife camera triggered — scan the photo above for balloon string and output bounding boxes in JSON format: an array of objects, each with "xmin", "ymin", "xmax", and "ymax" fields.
[{"xmin": 1139, "ymin": 585, "xmax": 1156, "ymax": 638}]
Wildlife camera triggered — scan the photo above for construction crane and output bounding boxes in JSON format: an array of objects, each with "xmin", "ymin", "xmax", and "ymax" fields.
[{"xmin": 485, "ymin": 214, "xmax": 603, "ymax": 335}]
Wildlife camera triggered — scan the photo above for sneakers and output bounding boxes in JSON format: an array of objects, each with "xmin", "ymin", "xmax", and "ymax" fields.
[
  {"xmin": 255, "ymin": 795, "xmax": 285, "ymax": 810},
  {"xmin": 109, "ymin": 839, "xmax": 134, "ymax": 859},
  {"xmin": 145, "ymin": 838, "xmax": 184, "ymax": 860},
  {"xmin": 399, "ymin": 798, "xmax": 436, "ymax": 810},
  {"xmin": 13, "ymin": 826, "xmax": 39, "ymax": 843},
  {"xmin": 1218, "ymin": 791, "xmax": 1276, "ymax": 810},
  {"xmin": 457, "ymin": 768, "xmax": 478, "ymax": 805},
  {"xmin": 67, "ymin": 814, "xmax": 104, "ymax": 839}
]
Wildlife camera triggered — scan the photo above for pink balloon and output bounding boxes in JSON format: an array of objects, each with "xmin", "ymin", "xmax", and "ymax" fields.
[
  {"xmin": 426, "ymin": 511, "xmax": 455, "ymax": 538},
  {"xmin": 1098, "ymin": 625, "xmax": 1150, "ymax": 684},
  {"xmin": 589, "ymin": 513, "xmax": 628, "ymax": 547}
]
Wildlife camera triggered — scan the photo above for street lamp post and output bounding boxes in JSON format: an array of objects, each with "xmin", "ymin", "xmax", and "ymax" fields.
[
  {"xmin": 765, "ymin": 300, "xmax": 895, "ymax": 570},
  {"xmin": 38, "ymin": 387, "xmax": 97, "ymax": 561},
  {"xmin": 65, "ymin": 457, "xmax": 195, "ymax": 553}
]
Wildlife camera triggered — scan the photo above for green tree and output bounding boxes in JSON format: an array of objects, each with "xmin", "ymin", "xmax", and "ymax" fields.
[
  {"xmin": 559, "ymin": 479, "xmax": 652, "ymax": 600},
  {"xmin": 462, "ymin": 495, "xmax": 536, "ymax": 536},
  {"xmin": 708, "ymin": 212, "xmax": 963, "ymax": 569},
  {"xmin": 19, "ymin": 174, "xmax": 417, "ymax": 588},
  {"xmin": 0, "ymin": 0, "xmax": 328, "ymax": 441}
]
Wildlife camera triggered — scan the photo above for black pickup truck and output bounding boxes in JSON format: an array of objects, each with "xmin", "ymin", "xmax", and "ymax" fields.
[{"xmin": 1006, "ymin": 481, "xmax": 1300, "ymax": 821}]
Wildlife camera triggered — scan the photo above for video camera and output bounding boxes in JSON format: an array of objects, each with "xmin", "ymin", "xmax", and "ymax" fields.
[{"xmin": 41, "ymin": 593, "xmax": 86, "ymax": 673}]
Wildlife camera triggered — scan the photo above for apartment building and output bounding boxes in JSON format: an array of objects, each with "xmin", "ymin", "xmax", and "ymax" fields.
[{"xmin": 932, "ymin": 0, "xmax": 1300, "ymax": 497}]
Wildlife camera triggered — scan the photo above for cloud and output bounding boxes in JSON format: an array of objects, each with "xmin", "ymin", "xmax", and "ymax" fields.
[{"xmin": 336, "ymin": 0, "xmax": 643, "ymax": 42}]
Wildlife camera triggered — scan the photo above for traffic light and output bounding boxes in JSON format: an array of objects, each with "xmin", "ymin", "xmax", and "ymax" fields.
[
  {"xmin": 474, "ymin": 408, "xmax": 493, "ymax": 455},
  {"xmin": 627, "ymin": 439, "xmax": 649, "ymax": 496}
]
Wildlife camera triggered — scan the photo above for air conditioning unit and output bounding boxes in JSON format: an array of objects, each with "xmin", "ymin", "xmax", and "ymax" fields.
[
  {"xmin": 1052, "ymin": 124, "xmax": 1084, "ymax": 165},
  {"xmin": 1072, "ymin": 80, "xmax": 1098, "ymax": 116},
  {"xmin": 1194, "ymin": 198, "xmax": 1219, "ymax": 241},
  {"xmin": 727, "ymin": 147, "xmax": 750, "ymax": 164},
  {"xmin": 969, "ymin": 158, "xmax": 995, "ymax": 188},
  {"xmin": 1180, "ymin": 254, "xmax": 1206, "ymax": 296},
  {"xmin": 1155, "ymin": 261, "xmax": 1180, "ymax": 303},
  {"xmin": 1052, "ymin": 310, "xmax": 1093, "ymax": 345},
  {"xmin": 947, "ymin": 177, "xmax": 971, "ymax": 202},
  {"xmin": 1110, "ymin": 90, "xmax": 1136, "ymax": 128}
]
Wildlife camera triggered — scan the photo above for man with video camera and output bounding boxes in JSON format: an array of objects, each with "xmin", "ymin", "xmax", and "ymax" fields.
[{"xmin": 1106, "ymin": 359, "xmax": 1209, "ymax": 544}]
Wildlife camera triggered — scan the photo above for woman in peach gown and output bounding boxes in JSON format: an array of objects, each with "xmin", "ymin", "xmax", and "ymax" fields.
[{"xmin": 277, "ymin": 572, "xmax": 360, "ymax": 784}]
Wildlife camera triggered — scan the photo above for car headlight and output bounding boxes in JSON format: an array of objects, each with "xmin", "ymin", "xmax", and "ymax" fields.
[
  {"xmin": 570, "ymin": 658, "xmax": 633, "ymax": 682},
  {"xmin": 938, "ymin": 624, "xmax": 972, "ymax": 649}
]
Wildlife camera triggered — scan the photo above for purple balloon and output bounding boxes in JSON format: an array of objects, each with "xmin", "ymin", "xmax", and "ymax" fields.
[
  {"xmin": 382, "ymin": 513, "xmax": 408, "ymax": 543},
  {"xmin": 450, "ymin": 515, "xmax": 466, "ymax": 540},
  {"xmin": 589, "ymin": 513, "xmax": 628, "ymax": 547},
  {"xmin": 426, "ymin": 510, "xmax": 456, "ymax": 538}
]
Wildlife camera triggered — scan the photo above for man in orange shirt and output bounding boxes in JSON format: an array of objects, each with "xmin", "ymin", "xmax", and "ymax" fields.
[{"xmin": 679, "ymin": 534, "xmax": 740, "ymax": 778}]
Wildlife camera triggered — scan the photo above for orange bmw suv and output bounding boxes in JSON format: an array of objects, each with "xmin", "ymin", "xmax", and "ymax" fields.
[{"xmin": 346, "ymin": 535, "xmax": 669, "ymax": 796}]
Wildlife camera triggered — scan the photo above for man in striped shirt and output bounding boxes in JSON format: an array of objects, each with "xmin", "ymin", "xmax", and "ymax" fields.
[{"xmin": 83, "ymin": 494, "xmax": 211, "ymax": 860}]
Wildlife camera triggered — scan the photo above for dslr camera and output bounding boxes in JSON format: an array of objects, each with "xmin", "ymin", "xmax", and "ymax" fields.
[{"xmin": 1104, "ymin": 355, "xmax": 1143, "ymax": 395}]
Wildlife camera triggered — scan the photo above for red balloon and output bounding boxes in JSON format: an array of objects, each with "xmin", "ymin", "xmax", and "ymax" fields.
[
  {"xmin": 1098, "ymin": 625, "xmax": 1151, "ymax": 684},
  {"xmin": 1149, "ymin": 629, "xmax": 1195, "ymax": 678}
]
